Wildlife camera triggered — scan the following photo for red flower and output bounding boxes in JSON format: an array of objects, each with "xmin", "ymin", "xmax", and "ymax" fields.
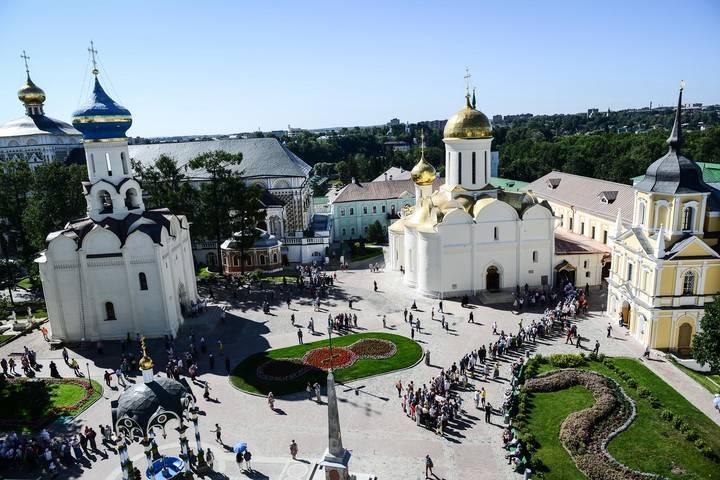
[{"xmin": 302, "ymin": 347, "xmax": 358, "ymax": 371}]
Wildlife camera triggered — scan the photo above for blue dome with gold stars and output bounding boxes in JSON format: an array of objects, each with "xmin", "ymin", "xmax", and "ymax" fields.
[{"xmin": 72, "ymin": 77, "xmax": 132, "ymax": 141}]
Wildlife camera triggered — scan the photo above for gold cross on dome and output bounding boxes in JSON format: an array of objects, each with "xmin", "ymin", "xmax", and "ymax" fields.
[
  {"xmin": 20, "ymin": 50, "xmax": 30, "ymax": 74},
  {"xmin": 464, "ymin": 67, "xmax": 472, "ymax": 95},
  {"xmin": 88, "ymin": 41, "xmax": 99, "ymax": 76},
  {"xmin": 679, "ymin": 79, "xmax": 685, "ymax": 91},
  {"xmin": 420, "ymin": 129, "xmax": 426, "ymax": 156}
]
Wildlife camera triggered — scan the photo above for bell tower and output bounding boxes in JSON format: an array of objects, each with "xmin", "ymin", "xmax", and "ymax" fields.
[{"xmin": 72, "ymin": 42, "xmax": 144, "ymax": 221}]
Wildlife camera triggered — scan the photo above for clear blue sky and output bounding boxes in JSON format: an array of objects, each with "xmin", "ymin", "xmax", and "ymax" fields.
[{"xmin": 1, "ymin": 0, "xmax": 719, "ymax": 137}]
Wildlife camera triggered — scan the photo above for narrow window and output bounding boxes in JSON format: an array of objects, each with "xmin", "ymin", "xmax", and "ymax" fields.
[
  {"xmin": 273, "ymin": 253, "xmax": 278, "ymax": 263},
  {"xmin": 493, "ymin": 226, "xmax": 499, "ymax": 241},
  {"xmin": 351, "ymin": 227, "xmax": 355, "ymax": 235},
  {"xmin": 532, "ymin": 251, "xmax": 538, "ymax": 263},
  {"xmin": 363, "ymin": 206, "xmax": 368, "ymax": 214},
  {"xmin": 222, "ymin": 253, "xmax": 227, "ymax": 265},
  {"xmin": 233, "ymin": 256, "xmax": 240, "ymax": 267},
  {"xmin": 391, "ymin": 205, "xmax": 396, "ymax": 215},
  {"xmin": 341, "ymin": 209, "xmax": 345, "ymax": 216},
  {"xmin": 569, "ymin": 217, "xmax": 574, "ymax": 231},
  {"xmin": 381, "ymin": 205, "xmax": 386, "ymax": 213},
  {"xmin": 472, "ymin": 152, "xmax": 477, "ymax": 184},
  {"xmin": 342, "ymin": 228, "xmax": 346, "ymax": 236},
  {"xmin": 484, "ymin": 151, "xmax": 488, "ymax": 182},
  {"xmin": 139, "ymin": 272, "xmax": 148, "ymax": 291},
  {"xmin": 105, "ymin": 302, "xmax": 116, "ymax": 320},
  {"xmin": 583, "ymin": 260, "xmax": 588, "ymax": 268},
  {"xmin": 372, "ymin": 205, "xmax": 377, "ymax": 214},
  {"xmin": 581, "ymin": 222, "xmax": 585, "ymax": 235},
  {"xmin": 105, "ymin": 152, "xmax": 112, "ymax": 176},
  {"xmin": 682, "ymin": 271, "xmax": 695, "ymax": 295},
  {"xmin": 591, "ymin": 226, "xmax": 596, "ymax": 239},
  {"xmin": 90, "ymin": 153, "xmax": 96, "ymax": 174},
  {"xmin": 260, "ymin": 255, "xmax": 266, "ymax": 265},
  {"xmin": 121, "ymin": 152, "xmax": 128, "ymax": 175},
  {"xmin": 603, "ymin": 230, "xmax": 608, "ymax": 244},
  {"xmin": 245, "ymin": 256, "xmax": 252, "ymax": 266},
  {"xmin": 458, "ymin": 152, "xmax": 462, "ymax": 184},
  {"xmin": 627, "ymin": 262, "xmax": 634, "ymax": 282},
  {"xmin": 349, "ymin": 208, "xmax": 354, "ymax": 215},
  {"xmin": 682, "ymin": 207, "xmax": 694, "ymax": 231}
]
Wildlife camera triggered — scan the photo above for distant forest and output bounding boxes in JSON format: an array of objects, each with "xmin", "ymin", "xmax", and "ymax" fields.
[{"xmin": 283, "ymin": 107, "xmax": 720, "ymax": 187}]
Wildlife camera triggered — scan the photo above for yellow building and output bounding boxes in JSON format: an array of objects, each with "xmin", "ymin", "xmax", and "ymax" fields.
[{"xmin": 607, "ymin": 86, "xmax": 720, "ymax": 355}]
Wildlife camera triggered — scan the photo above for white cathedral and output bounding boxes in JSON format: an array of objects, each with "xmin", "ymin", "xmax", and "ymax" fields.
[
  {"xmin": 36, "ymin": 55, "xmax": 198, "ymax": 342},
  {"xmin": 388, "ymin": 92, "xmax": 555, "ymax": 298}
]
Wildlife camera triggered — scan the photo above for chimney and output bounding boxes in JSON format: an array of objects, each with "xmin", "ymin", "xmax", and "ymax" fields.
[{"xmin": 384, "ymin": 172, "xmax": 388, "ymax": 181}]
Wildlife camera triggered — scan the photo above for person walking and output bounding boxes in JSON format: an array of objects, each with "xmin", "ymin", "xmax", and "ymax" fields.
[
  {"xmin": 104, "ymin": 370, "xmax": 113, "ymax": 388},
  {"xmin": 485, "ymin": 403, "xmax": 492, "ymax": 423},
  {"xmin": 606, "ymin": 323, "xmax": 612, "ymax": 338},
  {"xmin": 297, "ymin": 328, "xmax": 304, "ymax": 345},
  {"xmin": 205, "ymin": 448, "xmax": 215, "ymax": 470},
  {"xmin": 374, "ymin": 280, "xmax": 378, "ymax": 292},
  {"xmin": 62, "ymin": 347, "xmax": 69, "ymax": 365},
  {"xmin": 468, "ymin": 311, "xmax": 474, "ymax": 323},
  {"xmin": 115, "ymin": 368, "xmax": 126, "ymax": 387},
  {"xmin": 395, "ymin": 380, "xmax": 403, "ymax": 398},
  {"xmin": 593, "ymin": 340, "xmax": 600, "ymax": 355},
  {"xmin": 382, "ymin": 314, "xmax": 387, "ymax": 328},
  {"xmin": 290, "ymin": 439, "xmax": 298, "ymax": 460},
  {"xmin": 203, "ymin": 383, "xmax": 212, "ymax": 401},
  {"xmin": 268, "ymin": 392, "xmax": 275, "ymax": 410},
  {"xmin": 425, "ymin": 454, "xmax": 434, "ymax": 478},
  {"xmin": 212, "ymin": 423, "xmax": 222, "ymax": 444},
  {"xmin": 480, "ymin": 387, "xmax": 487, "ymax": 408},
  {"xmin": 243, "ymin": 450, "xmax": 253, "ymax": 473},
  {"xmin": 473, "ymin": 389, "xmax": 480, "ymax": 409}
]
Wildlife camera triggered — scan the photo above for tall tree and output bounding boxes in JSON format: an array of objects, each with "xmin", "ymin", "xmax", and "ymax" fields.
[
  {"xmin": 228, "ymin": 179, "xmax": 266, "ymax": 274},
  {"xmin": 0, "ymin": 160, "xmax": 33, "ymax": 302},
  {"xmin": 692, "ymin": 294, "xmax": 720, "ymax": 373},
  {"xmin": 188, "ymin": 151, "xmax": 244, "ymax": 273},
  {"xmin": 131, "ymin": 155, "xmax": 196, "ymax": 216},
  {"xmin": 23, "ymin": 162, "xmax": 88, "ymax": 253}
]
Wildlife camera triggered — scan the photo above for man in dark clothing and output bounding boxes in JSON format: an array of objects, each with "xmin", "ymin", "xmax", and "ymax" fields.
[{"xmin": 485, "ymin": 403, "xmax": 492, "ymax": 423}]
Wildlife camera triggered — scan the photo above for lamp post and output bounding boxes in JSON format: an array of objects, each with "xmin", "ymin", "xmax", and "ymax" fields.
[{"xmin": 327, "ymin": 323, "xmax": 334, "ymax": 372}]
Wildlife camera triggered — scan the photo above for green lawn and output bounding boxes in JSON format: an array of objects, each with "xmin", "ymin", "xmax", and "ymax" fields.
[
  {"xmin": 669, "ymin": 358, "xmax": 720, "ymax": 395},
  {"xmin": 16, "ymin": 277, "xmax": 32, "ymax": 290},
  {"xmin": 0, "ymin": 335, "xmax": 13, "ymax": 346},
  {"xmin": 231, "ymin": 332, "xmax": 422, "ymax": 395},
  {"xmin": 197, "ymin": 266, "xmax": 219, "ymax": 281},
  {"xmin": 351, "ymin": 247, "xmax": 383, "ymax": 262},
  {"xmin": 524, "ymin": 386, "xmax": 594, "ymax": 479},
  {"xmin": 0, "ymin": 379, "xmax": 103, "ymax": 430},
  {"xmin": 527, "ymin": 358, "xmax": 720, "ymax": 479}
]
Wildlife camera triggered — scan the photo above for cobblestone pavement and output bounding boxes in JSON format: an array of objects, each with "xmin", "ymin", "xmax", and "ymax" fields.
[{"xmin": 1, "ymin": 267, "xmax": 717, "ymax": 479}]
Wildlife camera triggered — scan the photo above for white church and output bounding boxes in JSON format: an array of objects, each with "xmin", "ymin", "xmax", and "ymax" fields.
[
  {"xmin": 36, "ymin": 54, "xmax": 198, "ymax": 342},
  {"xmin": 387, "ymin": 93, "xmax": 555, "ymax": 298}
]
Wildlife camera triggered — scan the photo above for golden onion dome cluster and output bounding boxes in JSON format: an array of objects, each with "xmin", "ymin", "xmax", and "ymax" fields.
[
  {"xmin": 443, "ymin": 96, "xmax": 492, "ymax": 140},
  {"xmin": 18, "ymin": 75, "xmax": 46, "ymax": 105}
]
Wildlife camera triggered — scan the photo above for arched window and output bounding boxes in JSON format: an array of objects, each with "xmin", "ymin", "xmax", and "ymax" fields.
[
  {"xmin": 125, "ymin": 188, "xmax": 140, "ymax": 209},
  {"xmin": 98, "ymin": 190, "xmax": 113, "ymax": 213},
  {"xmin": 105, "ymin": 302, "xmax": 116, "ymax": 320},
  {"xmin": 245, "ymin": 256, "xmax": 252, "ymax": 266},
  {"xmin": 637, "ymin": 201, "xmax": 646, "ymax": 226},
  {"xmin": 682, "ymin": 271, "xmax": 695, "ymax": 295},
  {"xmin": 139, "ymin": 272, "xmax": 148, "ymax": 290},
  {"xmin": 458, "ymin": 152, "xmax": 463, "ymax": 184},
  {"xmin": 232, "ymin": 256, "xmax": 240, "ymax": 267},
  {"xmin": 260, "ymin": 255, "xmax": 266, "ymax": 265},
  {"xmin": 105, "ymin": 152, "xmax": 113, "ymax": 176},
  {"xmin": 532, "ymin": 251, "xmax": 538, "ymax": 263},
  {"xmin": 206, "ymin": 252, "xmax": 217, "ymax": 266},
  {"xmin": 682, "ymin": 206, "xmax": 694, "ymax": 231},
  {"xmin": 272, "ymin": 253, "xmax": 278, "ymax": 263},
  {"xmin": 121, "ymin": 152, "xmax": 128, "ymax": 175},
  {"xmin": 90, "ymin": 153, "xmax": 96, "ymax": 174}
]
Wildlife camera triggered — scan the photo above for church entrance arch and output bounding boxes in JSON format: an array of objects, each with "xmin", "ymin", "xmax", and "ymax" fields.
[
  {"xmin": 486, "ymin": 266, "xmax": 500, "ymax": 291},
  {"xmin": 178, "ymin": 282, "xmax": 188, "ymax": 315},
  {"xmin": 677, "ymin": 323, "xmax": 693, "ymax": 357}
]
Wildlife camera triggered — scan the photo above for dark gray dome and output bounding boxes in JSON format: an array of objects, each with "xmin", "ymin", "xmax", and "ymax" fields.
[{"xmin": 112, "ymin": 376, "xmax": 190, "ymax": 434}]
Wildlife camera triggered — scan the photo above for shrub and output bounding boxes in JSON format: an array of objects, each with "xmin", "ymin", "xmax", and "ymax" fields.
[
  {"xmin": 597, "ymin": 353, "xmax": 606, "ymax": 362},
  {"xmin": 589, "ymin": 351, "xmax": 598, "ymax": 361},
  {"xmin": 637, "ymin": 387, "xmax": 651, "ymax": 398},
  {"xmin": 650, "ymin": 398, "xmax": 662, "ymax": 409},
  {"xmin": 673, "ymin": 417, "xmax": 685, "ymax": 430},
  {"xmin": 684, "ymin": 429, "xmax": 699, "ymax": 441},
  {"xmin": 548, "ymin": 353, "xmax": 587, "ymax": 368},
  {"xmin": 695, "ymin": 439, "xmax": 707, "ymax": 450},
  {"xmin": 661, "ymin": 410, "xmax": 675, "ymax": 421},
  {"xmin": 626, "ymin": 378, "xmax": 637, "ymax": 389}
]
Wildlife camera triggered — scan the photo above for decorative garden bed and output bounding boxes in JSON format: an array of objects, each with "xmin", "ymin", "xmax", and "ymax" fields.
[
  {"xmin": 0, "ymin": 377, "xmax": 102, "ymax": 430},
  {"xmin": 231, "ymin": 332, "xmax": 422, "ymax": 395}
]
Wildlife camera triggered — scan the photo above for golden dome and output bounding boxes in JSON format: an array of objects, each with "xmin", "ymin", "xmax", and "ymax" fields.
[
  {"xmin": 18, "ymin": 75, "xmax": 46, "ymax": 105},
  {"xmin": 139, "ymin": 338, "xmax": 154, "ymax": 371},
  {"xmin": 443, "ymin": 96, "xmax": 492, "ymax": 139},
  {"xmin": 411, "ymin": 155, "xmax": 436, "ymax": 186}
]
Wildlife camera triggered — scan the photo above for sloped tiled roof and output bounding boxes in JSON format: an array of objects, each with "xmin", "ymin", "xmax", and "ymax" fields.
[
  {"xmin": 332, "ymin": 178, "xmax": 443, "ymax": 204},
  {"xmin": 525, "ymin": 171, "xmax": 635, "ymax": 224},
  {"xmin": 128, "ymin": 138, "xmax": 311, "ymax": 180},
  {"xmin": 373, "ymin": 167, "xmax": 412, "ymax": 182}
]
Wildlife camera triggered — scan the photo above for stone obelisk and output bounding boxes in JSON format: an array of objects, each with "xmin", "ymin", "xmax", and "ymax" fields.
[{"xmin": 320, "ymin": 369, "xmax": 351, "ymax": 480}]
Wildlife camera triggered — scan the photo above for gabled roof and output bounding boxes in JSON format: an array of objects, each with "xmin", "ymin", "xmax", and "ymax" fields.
[
  {"xmin": 0, "ymin": 114, "xmax": 81, "ymax": 138},
  {"xmin": 666, "ymin": 236, "xmax": 720, "ymax": 260},
  {"xmin": 332, "ymin": 178, "xmax": 443, "ymax": 204},
  {"xmin": 128, "ymin": 138, "xmax": 311, "ymax": 180},
  {"xmin": 525, "ymin": 171, "xmax": 635, "ymax": 224},
  {"xmin": 373, "ymin": 167, "xmax": 412, "ymax": 182}
]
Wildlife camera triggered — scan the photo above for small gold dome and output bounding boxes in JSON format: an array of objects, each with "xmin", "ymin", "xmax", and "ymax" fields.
[
  {"xmin": 411, "ymin": 155, "xmax": 437, "ymax": 186},
  {"xmin": 18, "ymin": 75, "xmax": 46, "ymax": 105},
  {"xmin": 443, "ymin": 96, "xmax": 492, "ymax": 140},
  {"xmin": 139, "ymin": 338, "xmax": 154, "ymax": 371}
]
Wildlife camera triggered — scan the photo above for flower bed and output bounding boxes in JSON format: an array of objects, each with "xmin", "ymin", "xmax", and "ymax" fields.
[
  {"xmin": 303, "ymin": 346, "xmax": 358, "ymax": 371},
  {"xmin": 348, "ymin": 338, "xmax": 397, "ymax": 359},
  {"xmin": 525, "ymin": 369, "xmax": 661, "ymax": 480},
  {"xmin": 256, "ymin": 359, "xmax": 316, "ymax": 382}
]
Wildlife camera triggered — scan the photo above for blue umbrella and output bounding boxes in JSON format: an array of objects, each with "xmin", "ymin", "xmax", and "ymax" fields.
[{"xmin": 233, "ymin": 442, "xmax": 247, "ymax": 454}]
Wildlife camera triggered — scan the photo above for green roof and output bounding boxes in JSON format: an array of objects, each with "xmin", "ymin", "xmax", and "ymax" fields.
[
  {"xmin": 490, "ymin": 176, "xmax": 529, "ymax": 193},
  {"xmin": 632, "ymin": 162, "xmax": 720, "ymax": 185}
]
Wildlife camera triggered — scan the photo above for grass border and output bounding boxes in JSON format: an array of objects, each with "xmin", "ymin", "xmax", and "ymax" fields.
[{"xmin": 668, "ymin": 357, "xmax": 720, "ymax": 394}]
